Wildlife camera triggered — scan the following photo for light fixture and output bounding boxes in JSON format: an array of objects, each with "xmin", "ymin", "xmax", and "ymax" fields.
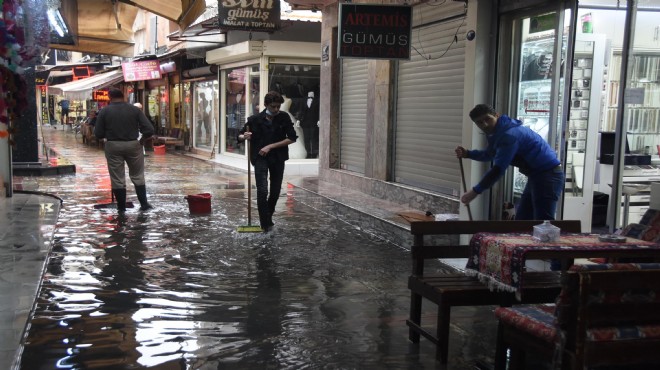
[
  {"xmin": 47, "ymin": 8, "xmax": 69, "ymax": 37},
  {"xmin": 45, "ymin": 0, "xmax": 61, "ymax": 9}
]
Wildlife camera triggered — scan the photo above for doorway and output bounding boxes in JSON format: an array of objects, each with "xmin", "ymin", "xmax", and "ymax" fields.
[{"xmin": 493, "ymin": 2, "xmax": 576, "ymax": 224}]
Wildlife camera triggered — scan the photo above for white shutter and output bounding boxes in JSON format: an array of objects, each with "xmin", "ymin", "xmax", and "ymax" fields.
[
  {"xmin": 395, "ymin": 16, "xmax": 467, "ymax": 195},
  {"xmin": 411, "ymin": 1, "xmax": 465, "ymax": 26},
  {"xmin": 340, "ymin": 59, "xmax": 368, "ymax": 174}
]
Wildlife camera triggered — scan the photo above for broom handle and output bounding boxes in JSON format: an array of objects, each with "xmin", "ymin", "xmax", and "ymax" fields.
[
  {"xmin": 459, "ymin": 157, "xmax": 473, "ymax": 221},
  {"xmin": 246, "ymin": 125, "xmax": 252, "ymax": 226}
]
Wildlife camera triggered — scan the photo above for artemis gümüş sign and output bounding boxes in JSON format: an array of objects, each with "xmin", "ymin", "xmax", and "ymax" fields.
[
  {"xmin": 218, "ymin": 0, "xmax": 280, "ymax": 32},
  {"xmin": 338, "ymin": 4, "xmax": 412, "ymax": 60}
]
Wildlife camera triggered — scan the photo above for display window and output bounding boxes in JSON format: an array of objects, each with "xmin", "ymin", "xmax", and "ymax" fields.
[
  {"xmin": 159, "ymin": 88, "xmax": 169, "ymax": 131},
  {"xmin": 269, "ymin": 64, "xmax": 320, "ymax": 159},
  {"xmin": 194, "ymin": 80, "xmax": 217, "ymax": 150},
  {"xmin": 147, "ymin": 88, "xmax": 161, "ymax": 133},
  {"xmin": 224, "ymin": 65, "xmax": 259, "ymax": 155},
  {"xmin": 166, "ymin": 83, "xmax": 191, "ymax": 147}
]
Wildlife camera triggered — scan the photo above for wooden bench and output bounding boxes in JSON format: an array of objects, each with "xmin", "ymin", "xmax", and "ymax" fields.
[
  {"xmin": 407, "ymin": 219, "xmax": 582, "ymax": 364},
  {"xmin": 156, "ymin": 128, "xmax": 185, "ymax": 150},
  {"xmin": 494, "ymin": 263, "xmax": 660, "ymax": 369}
]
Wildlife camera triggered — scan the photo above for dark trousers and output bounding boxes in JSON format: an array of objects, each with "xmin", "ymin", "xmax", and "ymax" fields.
[
  {"xmin": 253, "ymin": 156, "xmax": 285, "ymax": 227},
  {"xmin": 302, "ymin": 126, "xmax": 319, "ymax": 158},
  {"xmin": 516, "ymin": 166, "xmax": 565, "ymax": 220}
]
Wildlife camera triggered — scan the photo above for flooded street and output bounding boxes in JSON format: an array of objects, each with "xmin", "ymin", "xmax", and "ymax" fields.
[{"xmin": 14, "ymin": 129, "xmax": 496, "ymax": 369}]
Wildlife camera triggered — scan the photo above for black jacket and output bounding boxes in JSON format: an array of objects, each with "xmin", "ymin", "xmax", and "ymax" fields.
[{"xmin": 239, "ymin": 110, "xmax": 297, "ymax": 165}]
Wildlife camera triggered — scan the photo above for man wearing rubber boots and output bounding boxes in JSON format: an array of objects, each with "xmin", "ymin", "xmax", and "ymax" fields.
[
  {"xmin": 238, "ymin": 91, "xmax": 297, "ymax": 232},
  {"xmin": 95, "ymin": 89, "xmax": 155, "ymax": 213}
]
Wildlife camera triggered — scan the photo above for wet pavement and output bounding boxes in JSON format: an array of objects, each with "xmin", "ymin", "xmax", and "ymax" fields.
[{"xmin": 9, "ymin": 128, "xmax": 500, "ymax": 369}]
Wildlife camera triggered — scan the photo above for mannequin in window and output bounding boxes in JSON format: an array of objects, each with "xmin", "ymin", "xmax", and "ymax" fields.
[
  {"xmin": 281, "ymin": 96, "xmax": 307, "ymax": 159},
  {"xmin": 300, "ymin": 91, "xmax": 320, "ymax": 158},
  {"xmin": 197, "ymin": 92, "xmax": 210, "ymax": 145},
  {"xmin": 272, "ymin": 81, "xmax": 284, "ymax": 95},
  {"xmin": 227, "ymin": 92, "xmax": 243, "ymax": 151},
  {"xmin": 287, "ymin": 81, "xmax": 304, "ymax": 98}
]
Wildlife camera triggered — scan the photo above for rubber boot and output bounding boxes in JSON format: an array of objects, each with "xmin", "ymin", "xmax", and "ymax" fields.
[
  {"xmin": 135, "ymin": 185, "xmax": 153, "ymax": 211},
  {"xmin": 112, "ymin": 188, "xmax": 127, "ymax": 213},
  {"xmin": 259, "ymin": 211, "xmax": 272, "ymax": 232}
]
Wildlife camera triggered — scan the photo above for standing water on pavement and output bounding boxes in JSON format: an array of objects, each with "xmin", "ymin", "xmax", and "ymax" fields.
[{"xmin": 15, "ymin": 129, "xmax": 496, "ymax": 369}]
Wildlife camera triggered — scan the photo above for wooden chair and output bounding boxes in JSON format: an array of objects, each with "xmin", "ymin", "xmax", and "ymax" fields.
[
  {"xmin": 494, "ymin": 263, "xmax": 660, "ymax": 369},
  {"xmin": 407, "ymin": 219, "xmax": 582, "ymax": 364}
]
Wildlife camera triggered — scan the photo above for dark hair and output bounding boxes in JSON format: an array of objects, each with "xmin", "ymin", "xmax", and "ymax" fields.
[
  {"xmin": 264, "ymin": 91, "xmax": 284, "ymax": 105},
  {"xmin": 109, "ymin": 88, "xmax": 124, "ymax": 99},
  {"xmin": 469, "ymin": 104, "xmax": 497, "ymax": 120}
]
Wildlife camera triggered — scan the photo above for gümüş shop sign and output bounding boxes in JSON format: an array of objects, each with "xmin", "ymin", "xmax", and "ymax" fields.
[
  {"xmin": 338, "ymin": 4, "xmax": 412, "ymax": 60},
  {"xmin": 218, "ymin": 0, "xmax": 280, "ymax": 32}
]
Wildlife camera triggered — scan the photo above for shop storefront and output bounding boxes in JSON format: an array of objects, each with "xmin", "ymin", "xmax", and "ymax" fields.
[
  {"xmin": 493, "ymin": 0, "xmax": 660, "ymax": 230},
  {"xmin": 47, "ymin": 69, "xmax": 126, "ymax": 128},
  {"xmin": 315, "ymin": 0, "xmax": 659, "ymax": 232},
  {"xmin": 206, "ymin": 40, "xmax": 321, "ymax": 173}
]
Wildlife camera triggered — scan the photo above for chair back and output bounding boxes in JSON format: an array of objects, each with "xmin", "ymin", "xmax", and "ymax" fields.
[{"xmin": 556, "ymin": 263, "xmax": 660, "ymax": 368}]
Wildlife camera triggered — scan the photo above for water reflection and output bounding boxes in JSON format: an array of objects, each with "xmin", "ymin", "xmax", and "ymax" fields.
[{"xmin": 17, "ymin": 129, "xmax": 487, "ymax": 369}]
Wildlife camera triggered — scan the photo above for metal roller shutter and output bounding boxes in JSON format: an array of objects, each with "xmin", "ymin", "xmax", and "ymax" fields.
[
  {"xmin": 340, "ymin": 59, "xmax": 368, "ymax": 174},
  {"xmin": 395, "ymin": 16, "xmax": 467, "ymax": 195}
]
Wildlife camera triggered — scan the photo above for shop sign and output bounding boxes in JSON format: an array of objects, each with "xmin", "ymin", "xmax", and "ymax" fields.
[
  {"xmin": 72, "ymin": 66, "xmax": 91, "ymax": 80},
  {"xmin": 217, "ymin": 0, "xmax": 280, "ymax": 32},
  {"xmin": 529, "ymin": 13, "xmax": 555, "ymax": 34},
  {"xmin": 93, "ymin": 90, "xmax": 110, "ymax": 102},
  {"xmin": 338, "ymin": 4, "xmax": 412, "ymax": 60},
  {"xmin": 122, "ymin": 60, "xmax": 162, "ymax": 82}
]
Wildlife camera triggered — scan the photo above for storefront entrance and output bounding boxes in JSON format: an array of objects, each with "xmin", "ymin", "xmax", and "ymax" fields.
[{"xmin": 494, "ymin": 1, "xmax": 575, "ymax": 224}]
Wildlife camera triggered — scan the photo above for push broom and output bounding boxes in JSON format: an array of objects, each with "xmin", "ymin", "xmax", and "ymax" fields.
[
  {"xmin": 459, "ymin": 157, "xmax": 473, "ymax": 221},
  {"xmin": 237, "ymin": 126, "xmax": 263, "ymax": 233}
]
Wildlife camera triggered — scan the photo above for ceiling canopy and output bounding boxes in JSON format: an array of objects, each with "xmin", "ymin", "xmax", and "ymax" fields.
[{"xmin": 48, "ymin": 0, "xmax": 206, "ymax": 58}]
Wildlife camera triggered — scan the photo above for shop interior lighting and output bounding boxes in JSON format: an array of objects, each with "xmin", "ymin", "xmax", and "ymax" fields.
[{"xmin": 47, "ymin": 8, "xmax": 69, "ymax": 37}]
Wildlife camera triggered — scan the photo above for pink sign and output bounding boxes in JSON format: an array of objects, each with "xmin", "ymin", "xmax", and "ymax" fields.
[{"xmin": 121, "ymin": 60, "xmax": 162, "ymax": 82}]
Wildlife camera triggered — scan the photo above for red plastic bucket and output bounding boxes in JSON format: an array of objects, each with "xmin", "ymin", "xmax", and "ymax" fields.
[
  {"xmin": 153, "ymin": 145, "xmax": 166, "ymax": 155},
  {"xmin": 185, "ymin": 193, "xmax": 212, "ymax": 214}
]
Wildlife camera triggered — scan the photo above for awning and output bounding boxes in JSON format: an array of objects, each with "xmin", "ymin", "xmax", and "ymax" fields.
[
  {"xmin": 51, "ymin": 0, "xmax": 138, "ymax": 58},
  {"xmin": 48, "ymin": 70, "xmax": 124, "ymax": 100},
  {"xmin": 129, "ymin": 0, "xmax": 206, "ymax": 31},
  {"xmin": 49, "ymin": 0, "xmax": 207, "ymax": 57}
]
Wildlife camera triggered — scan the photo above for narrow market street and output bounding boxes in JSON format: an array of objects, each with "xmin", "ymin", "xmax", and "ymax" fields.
[{"xmin": 12, "ymin": 127, "xmax": 498, "ymax": 370}]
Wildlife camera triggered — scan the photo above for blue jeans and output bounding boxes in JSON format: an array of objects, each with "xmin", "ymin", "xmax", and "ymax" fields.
[
  {"xmin": 253, "ymin": 156, "xmax": 285, "ymax": 228},
  {"xmin": 515, "ymin": 166, "xmax": 564, "ymax": 221}
]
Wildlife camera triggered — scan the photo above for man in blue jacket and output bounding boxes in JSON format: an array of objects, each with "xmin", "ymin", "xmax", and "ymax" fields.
[{"xmin": 455, "ymin": 104, "xmax": 564, "ymax": 220}]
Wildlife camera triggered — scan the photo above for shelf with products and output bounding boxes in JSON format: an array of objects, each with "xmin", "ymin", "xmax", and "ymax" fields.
[
  {"xmin": 601, "ymin": 52, "xmax": 660, "ymax": 154},
  {"xmin": 565, "ymin": 53, "xmax": 594, "ymax": 193}
]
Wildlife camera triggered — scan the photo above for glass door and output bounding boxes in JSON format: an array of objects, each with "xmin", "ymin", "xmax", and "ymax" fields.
[{"xmin": 493, "ymin": 5, "xmax": 573, "ymax": 221}]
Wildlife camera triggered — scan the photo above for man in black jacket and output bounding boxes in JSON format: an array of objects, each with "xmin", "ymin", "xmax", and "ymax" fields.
[
  {"xmin": 238, "ymin": 91, "xmax": 298, "ymax": 231},
  {"xmin": 94, "ymin": 89, "xmax": 155, "ymax": 213}
]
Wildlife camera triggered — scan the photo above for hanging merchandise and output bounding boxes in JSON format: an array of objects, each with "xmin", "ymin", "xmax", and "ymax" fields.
[{"xmin": 0, "ymin": 0, "xmax": 49, "ymax": 142}]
